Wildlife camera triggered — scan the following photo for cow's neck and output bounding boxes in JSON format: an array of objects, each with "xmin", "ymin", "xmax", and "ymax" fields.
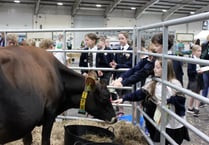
[
  {"xmin": 57, "ymin": 67, "xmax": 86, "ymax": 114},
  {"xmin": 68, "ymin": 76, "xmax": 94, "ymax": 113}
]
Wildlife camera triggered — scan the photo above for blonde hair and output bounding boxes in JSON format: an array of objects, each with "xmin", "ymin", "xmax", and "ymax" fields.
[
  {"xmin": 27, "ymin": 39, "xmax": 36, "ymax": 47},
  {"xmin": 39, "ymin": 39, "xmax": 54, "ymax": 50},
  {"xmin": 207, "ymin": 34, "xmax": 209, "ymax": 41},
  {"xmin": 149, "ymin": 59, "xmax": 175, "ymax": 96},
  {"xmin": 6, "ymin": 34, "xmax": 18, "ymax": 45},
  {"xmin": 192, "ymin": 44, "xmax": 201, "ymax": 52}
]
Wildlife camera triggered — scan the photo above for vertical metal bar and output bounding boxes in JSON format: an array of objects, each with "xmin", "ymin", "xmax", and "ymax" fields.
[
  {"xmin": 137, "ymin": 30, "xmax": 142, "ymax": 60},
  {"xmin": 5, "ymin": 32, "xmax": 7, "ymax": 46},
  {"xmin": 131, "ymin": 27, "xmax": 136, "ymax": 124},
  {"xmin": 136, "ymin": 29, "xmax": 141, "ymax": 125},
  {"xmin": 63, "ymin": 30, "xmax": 67, "ymax": 65},
  {"xmin": 132, "ymin": 26, "xmax": 137, "ymax": 66},
  {"xmin": 160, "ymin": 26, "xmax": 168, "ymax": 145}
]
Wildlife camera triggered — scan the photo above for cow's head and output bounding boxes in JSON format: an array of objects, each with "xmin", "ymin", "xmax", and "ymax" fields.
[{"xmin": 81, "ymin": 75, "xmax": 117, "ymax": 123}]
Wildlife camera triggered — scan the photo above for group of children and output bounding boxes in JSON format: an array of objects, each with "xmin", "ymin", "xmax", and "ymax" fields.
[{"xmin": 78, "ymin": 31, "xmax": 192, "ymax": 144}]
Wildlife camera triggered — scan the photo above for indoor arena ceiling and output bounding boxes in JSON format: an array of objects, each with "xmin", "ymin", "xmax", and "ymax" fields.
[{"xmin": 1, "ymin": 0, "xmax": 209, "ymax": 20}]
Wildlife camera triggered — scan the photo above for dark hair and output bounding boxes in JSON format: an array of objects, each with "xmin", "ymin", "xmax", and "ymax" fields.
[
  {"xmin": 119, "ymin": 31, "xmax": 129, "ymax": 39},
  {"xmin": 151, "ymin": 33, "xmax": 174, "ymax": 50},
  {"xmin": 99, "ymin": 36, "xmax": 106, "ymax": 43},
  {"xmin": 195, "ymin": 38, "xmax": 200, "ymax": 45},
  {"xmin": 85, "ymin": 33, "xmax": 99, "ymax": 44},
  {"xmin": 119, "ymin": 31, "xmax": 133, "ymax": 46},
  {"xmin": 141, "ymin": 37, "xmax": 145, "ymax": 47}
]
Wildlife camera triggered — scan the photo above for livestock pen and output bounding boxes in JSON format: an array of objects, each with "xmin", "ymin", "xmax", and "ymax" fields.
[{"xmin": 2, "ymin": 11, "xmax": 209, "ymax": 145}]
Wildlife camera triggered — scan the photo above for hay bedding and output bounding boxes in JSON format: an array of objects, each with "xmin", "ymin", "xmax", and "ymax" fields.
[
  {"xmin": 80, "ymin": 134, "xmax": 112, "ymax": 143},
  {"xmin": 6, "ymin": 119, "xmax": 148, "ymax": 145}
]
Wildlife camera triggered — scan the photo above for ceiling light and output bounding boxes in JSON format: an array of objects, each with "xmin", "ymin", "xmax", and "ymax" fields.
[
  {"xmin": 57, "ymin": 2, "xmax": 63, "ymax": 6},
  {"xmin": 190, "ymin": 11, "xmax": 195, "ymax": 14},
  {"xmin": 96, "ymin": 4, "xmax": 102, "ymax": 7},
  {"xmin": 131, "ymin": 7, "xmax": 136, "ymax": 10},
  {"xmin": 14, "ymin": 0, "xmax": 20, "ymax": 3},
  {"xmin": 162, "ymin": 9, "xmax": 167, "ymax": 12}
]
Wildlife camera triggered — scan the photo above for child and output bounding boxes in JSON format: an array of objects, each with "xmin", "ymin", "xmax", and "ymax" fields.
[
  {"xmin": 79, "ymin": 33, "xmax": 99, "ymax": 76},
  {"xmin": 187, "ymin": 45, "xmax": 204, "ymax": 117},
  {"xmin": 96, "ymin": 36, "xmax": 114, "ymax": 85},
  {"xmin": 112, "ymin": 59, "xmax": 190, "ymax": 144},
  {"xmin": 109, "ymin": 31, "xmax": 133, "ymax": 116}
]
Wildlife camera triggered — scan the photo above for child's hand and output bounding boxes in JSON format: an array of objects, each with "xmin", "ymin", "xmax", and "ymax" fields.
[
  {"xmin": 197, "ymin": 70, "xmax": 203, "ymax": 74},
  {"xmin": 112, "ymin": 98, "xmax": 123, "ymax": 104},
  {"xmin": 109, "ymin": 61, "xmax": 117, "ymax": 69},
  {"xmin": 82, "ymin": 72, "xmax": 88, "ymax": 77},
  {"xmin": 97, "ymin": 70, "xmax": 103, "ymax": 76},
  {"xmin": 111, "ymin": 81, "xmax": 123, "ymax": 87}
]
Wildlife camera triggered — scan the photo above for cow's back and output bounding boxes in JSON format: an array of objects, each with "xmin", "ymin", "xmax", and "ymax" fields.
[{"xmin": 0, "ymin": 46, "xmax": 62, "ymax": 104}]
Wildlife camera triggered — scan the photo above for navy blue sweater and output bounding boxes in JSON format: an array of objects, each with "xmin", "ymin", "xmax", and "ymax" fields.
[
  {"xmin": 123, "ymin": 88, "xmax": 186, "ymax": 117},
  {"xmin": 113, "ymin": 46, "xmax": 133, "ymax": 79},
  {"xmin": 121, "ymin": 57, "xmax": 155, "ymax": 86}
]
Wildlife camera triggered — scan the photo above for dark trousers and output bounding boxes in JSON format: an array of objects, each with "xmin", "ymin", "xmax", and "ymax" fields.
[{"xmin": 202, "ymin": 71, "xmax": 209, "ymax": 98}]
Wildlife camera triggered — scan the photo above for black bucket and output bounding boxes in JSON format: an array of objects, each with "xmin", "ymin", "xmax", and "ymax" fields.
[{"xmin": 64, "ymin": 125, "xmax": 120, "ymax": 145}]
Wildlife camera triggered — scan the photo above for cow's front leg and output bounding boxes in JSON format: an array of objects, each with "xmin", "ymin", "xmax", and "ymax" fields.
[
  {"xmin": 23, "ymin": 132, "xmax": 32, "ymax": 145},
  {"xmin": 41, "ymin": 113, "xmax": 56, "ymax": 145}
]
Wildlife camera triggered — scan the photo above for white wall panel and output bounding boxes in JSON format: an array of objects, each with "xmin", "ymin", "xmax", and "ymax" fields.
[
  {"xmin": 0, "ymin": 4, "xmax": 203, "ymax": 47},
  {"xmin": 38, "ymin": 6, "xmax": 71, "ymax": 15},
  {"xmin": 33, "ymin": 14, "xmax": 72, "ymax": 29},
  {"xmin": 0, "ymin": 4, "xmax": 33, "ymax": 29},
  {"xmin": 136, "ymin": 14, "xmax": 162, "ymax": 27},
  {"xmin": 187, "ymin": 21, "xmax": 202, "ymax": 35},
  {"xmin": 73, "ymin": 15, "xmax": 105, "ymax": 49},
  {"xmin": 106, "ymin": 17, "xmax": 136, "ymax": 27}
]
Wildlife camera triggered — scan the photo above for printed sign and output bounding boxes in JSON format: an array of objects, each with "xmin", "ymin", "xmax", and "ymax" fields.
[{"xmin": 202, "ymin": 20, "xmax": 209, "ymax": 30}]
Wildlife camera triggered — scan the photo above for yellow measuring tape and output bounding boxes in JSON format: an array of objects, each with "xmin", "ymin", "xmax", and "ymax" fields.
[
  {"xmin": 78, "ymin": 76, "xmax": 95, "ymax": 114},
  {"xmin": 78, "ymin": 91, "xmax": 88, "ymax": 114}
]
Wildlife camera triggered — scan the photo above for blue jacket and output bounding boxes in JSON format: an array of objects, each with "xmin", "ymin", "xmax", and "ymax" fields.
[
  {"xmin": 123, "ymin": 88, "xmax": 186, "ymax": 117},
  {"xmin": 172, "ymin": 58, "xmax": 184, "ymax": 85},
  {"xmin": 187, "ymin": 59, "xmax": 198, "ymax": 81},
  {"xmin": 79, "ymin": 47, "xmax": 114, "ymax": 74},
  {"xmin": 167, "ymin": 94, "xmax": 186, "ymax": 116},
  {"xmin": 113, "ymin": 46, "xmax": 133, "ymax": 78},
  {"xmin": 0, "ymin": 39, "xmax": 5, "ymax": 47},
  {"xmin": 114, "ymin": 46, "xmax": 132, "ymax": 69},
  {"xmin": 79, "ymin": 47, "xmax": 89, "ymax": 74},
  {"xmin": 123, "ymin": 88, "xmax": 148, "ymax": 102},
  {"xmin": 120, "ymin": 55, "xmax": 183, "ymax": 86},
  {"xmin": 96, "ymin": 47, "xmax": 114, "ymax": 68},
  {"xmin": 121, "ymin": 57, "xmax": 155, "ymax": 86}
]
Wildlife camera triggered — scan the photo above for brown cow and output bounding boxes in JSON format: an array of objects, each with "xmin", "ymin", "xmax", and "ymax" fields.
[{"xmin": 0, "ymin": 46, "xmax": 117, "ymax": 145}]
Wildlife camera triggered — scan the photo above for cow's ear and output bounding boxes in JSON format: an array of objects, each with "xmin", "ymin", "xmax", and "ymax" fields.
[
  {"xmin": 86, "ymin": 77, "xmax": 95, "ymax": 86},
  {"xmin": 85, "ymin": 77, "xmax": 96, "ymax": 91},
  {"xmin": 87, "ymin": 71, "xmax": 98, "ymax": 80}
]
